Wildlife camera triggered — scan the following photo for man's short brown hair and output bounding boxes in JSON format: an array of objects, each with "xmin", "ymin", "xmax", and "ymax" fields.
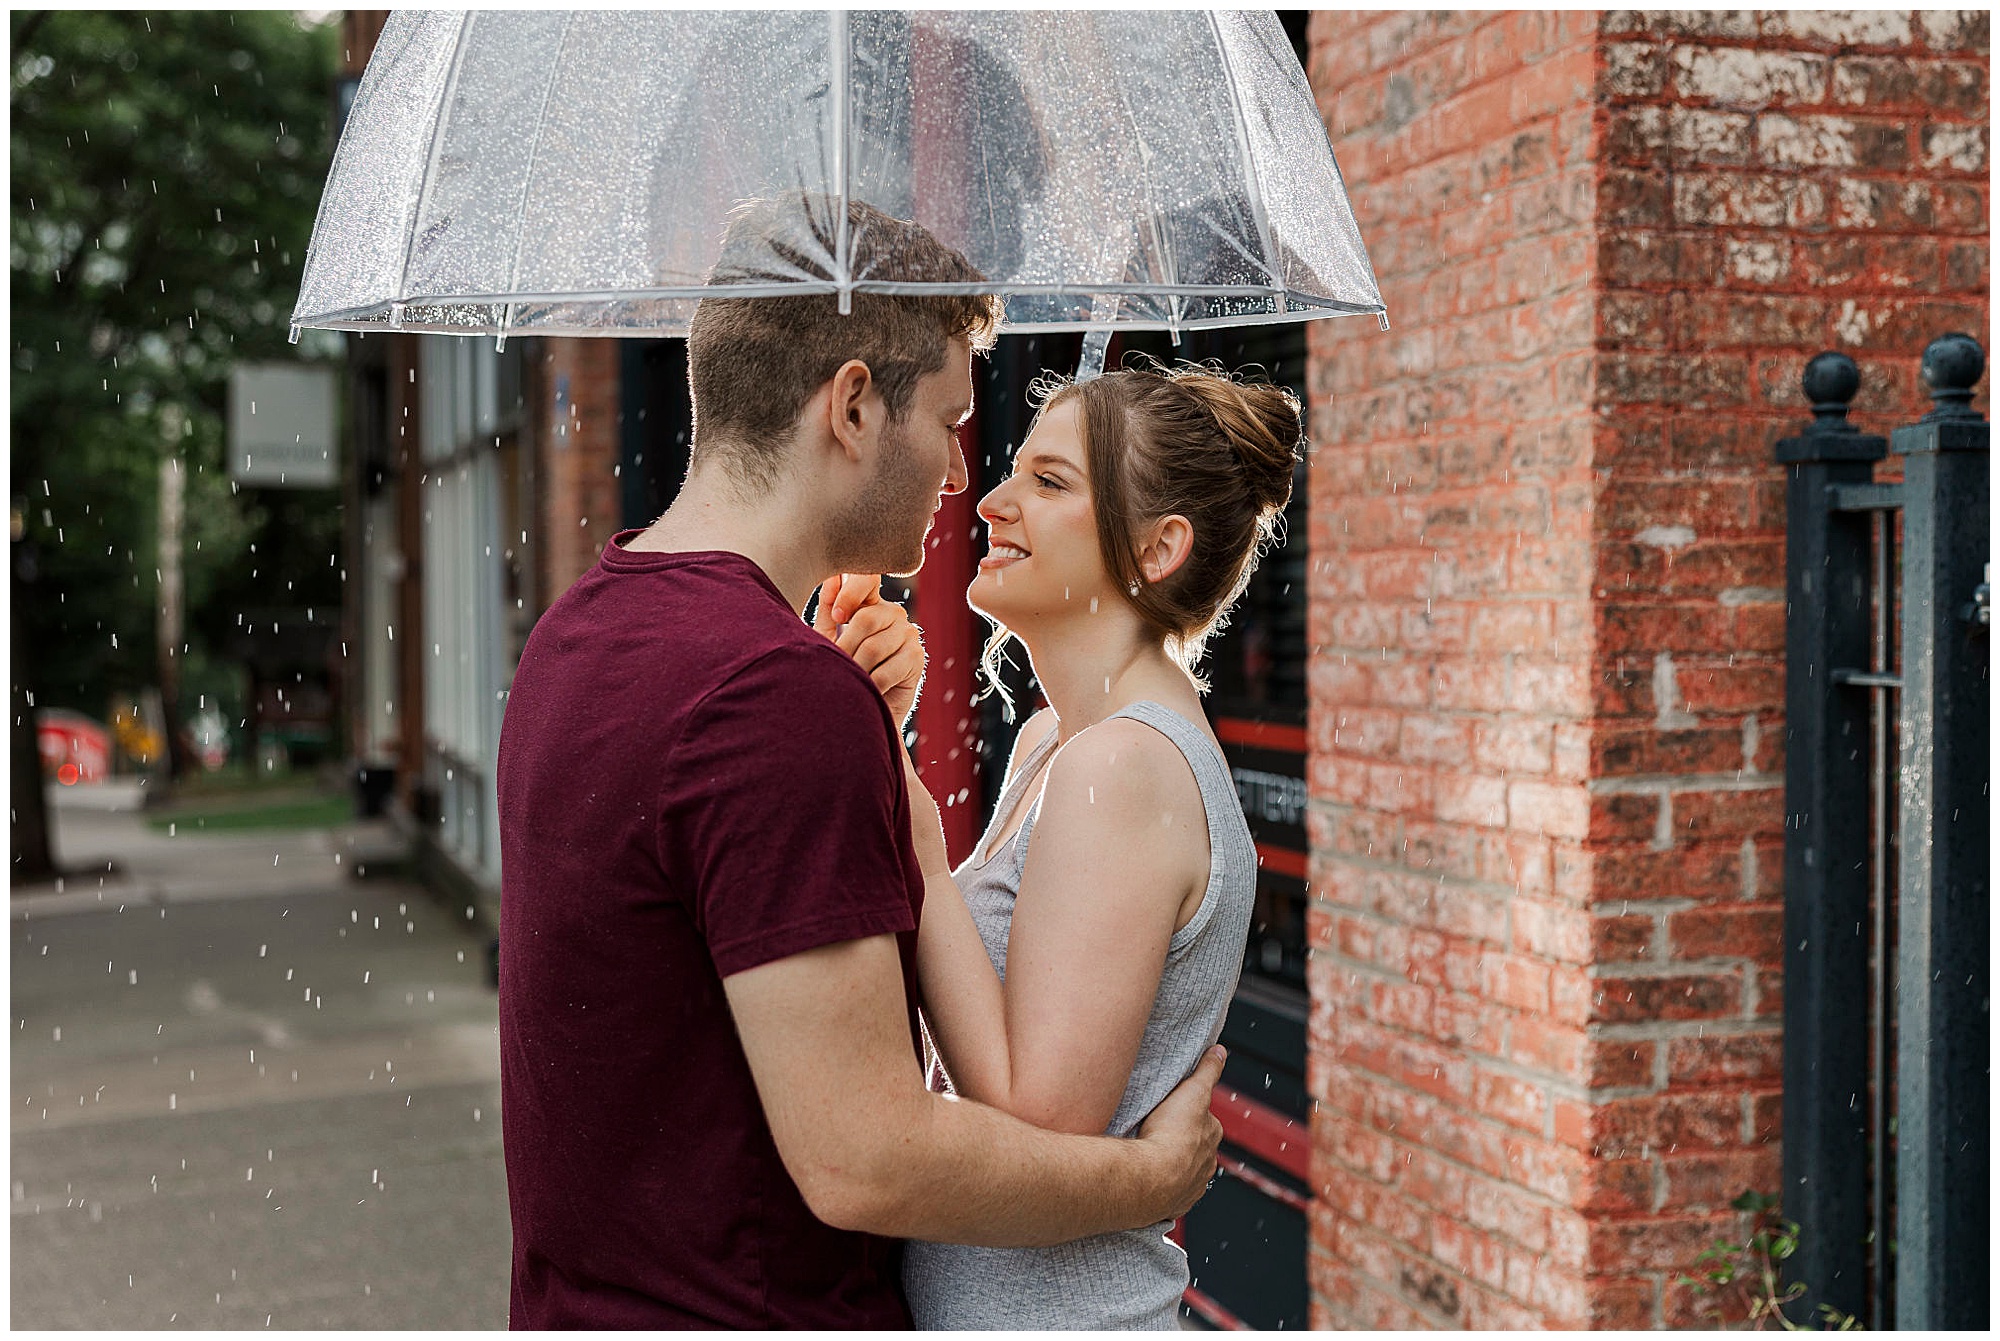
[{"xmin": 687, "ymin": 194, "xmax": 1002, "ymax": 486}]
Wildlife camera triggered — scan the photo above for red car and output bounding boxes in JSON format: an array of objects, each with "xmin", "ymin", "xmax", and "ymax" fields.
[{"xmin": 37, "ymin": 709, "xmax": 112, "ymax": 786}]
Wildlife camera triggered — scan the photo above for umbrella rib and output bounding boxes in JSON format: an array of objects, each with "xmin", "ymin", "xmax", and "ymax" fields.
[
  {"xmin": 1208, "ymin": 11, "xmax": 1284, "ymax": 297},
  {"xmin": 501, "ymin": 11, "xmax": 579, "ymax": 332},
  {"xmin": 397, "ymin": 10, "xmax": 478, "ymax": 312}
]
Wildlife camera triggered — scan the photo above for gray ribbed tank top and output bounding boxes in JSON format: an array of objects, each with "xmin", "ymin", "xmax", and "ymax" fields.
[{"xmin": 902, "ymin": 700, "xmax": 1257, "ymax": 1330}]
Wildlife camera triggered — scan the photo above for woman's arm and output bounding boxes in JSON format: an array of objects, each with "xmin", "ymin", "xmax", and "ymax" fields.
[
  {"xmin": 904, "ymin": 702, "xmax": 1053, "ymax": 1042},
  {"xmin": 822, "ymin": 593, "xmax": 1205, "ymax": 1135},
  {"xmin": 918, "ymin": 720, "xmax": 1208, "ymax": 1135}
]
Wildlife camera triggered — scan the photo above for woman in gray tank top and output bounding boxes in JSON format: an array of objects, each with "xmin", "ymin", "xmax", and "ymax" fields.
[{"xmin": 830, "ymin": 362, "xmax": 1303, "ymax": 1329}]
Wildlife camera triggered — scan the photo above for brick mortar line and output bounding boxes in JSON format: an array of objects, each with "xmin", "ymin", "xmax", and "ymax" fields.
[
  {"xmin": 1586, "ymin": 771, "xmax": 1780, "ymax": 794},
  {"xmin": 1581, "ymin": 896, "xmax": 1701, "ymax": 915},
  {"xmin": 1598, "ymin": 31, "xmax": 1985, "ymax": 56},
  {"xmin": 1306, "ymin": 886, "xmax": 1531, "ymax": 923},
  {"xmin": 1602, "ymin": 109, "xmax": 1990, "ymax": 138},
  {"xmin": 1591, "ymin": 1018, "xmax": 1781, "ymax": 1043},
  {"xmin": 1589, "ymin": 958, "xmax": 1765, "ymax": 980}
]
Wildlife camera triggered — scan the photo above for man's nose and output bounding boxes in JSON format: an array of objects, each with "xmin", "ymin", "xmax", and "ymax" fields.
[{"xmin": 943, "ymin": 435, "xmax": 969, "ymax": 496}]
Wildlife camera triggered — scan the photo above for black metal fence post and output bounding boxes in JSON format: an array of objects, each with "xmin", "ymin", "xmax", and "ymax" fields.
[
  {"xmin": 1891, "ymin": 333, "xmax": 1990, "ymax": 1331},
  {"xmin": 1775, "ymin": 352, "xmax": 1885, "ymax": 1324}
]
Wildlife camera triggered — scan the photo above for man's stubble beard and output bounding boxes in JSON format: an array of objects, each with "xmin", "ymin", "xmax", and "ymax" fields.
[{"xmin": 823, "ymin": 417, "xmax": 939, "ymax": 579}]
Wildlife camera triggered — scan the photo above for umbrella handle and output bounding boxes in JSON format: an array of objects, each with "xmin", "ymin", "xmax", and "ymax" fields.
[{"xmin": 1077, "ymin": 328, "xmax": 1112, "ymax": 382}]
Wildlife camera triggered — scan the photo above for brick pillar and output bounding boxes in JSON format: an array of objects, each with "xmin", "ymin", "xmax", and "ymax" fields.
[
  {"xmin": 1303, "ymin": 10, "xmax": 1987, "ymax": 1330},
  {"xmin": 534, "ymin": 339, "xmax": 625, "ymax": 608}
]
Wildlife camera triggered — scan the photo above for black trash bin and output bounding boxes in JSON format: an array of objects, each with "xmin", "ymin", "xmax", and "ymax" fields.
[{"xmin": 354, "ymin": 765, "xmax": 396, "ymax": 818}]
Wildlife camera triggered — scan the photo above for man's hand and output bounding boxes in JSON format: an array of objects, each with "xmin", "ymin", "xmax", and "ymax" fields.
[
  {"xmin": 814, "ymin": 573, "xmax": 926, "ymax": 728},
  {"xmin": 1132, "ymin": 1044, "xmax": 1227, "ymax": 1222}
]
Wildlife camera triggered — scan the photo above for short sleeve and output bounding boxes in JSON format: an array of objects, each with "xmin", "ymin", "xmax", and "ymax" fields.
[{"xmin": 660, "ymin": 641, "xmax": 917, "ymax": 978}]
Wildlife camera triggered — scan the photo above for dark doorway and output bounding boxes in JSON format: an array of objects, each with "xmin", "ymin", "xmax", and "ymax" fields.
[{"xmin": 619, "ymin": 340, "xmax": 694, "ymax": 529}]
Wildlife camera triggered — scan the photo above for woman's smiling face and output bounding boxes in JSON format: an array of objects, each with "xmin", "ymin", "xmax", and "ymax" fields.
[{"xmin": 967, "ymin": 396, "xmax": 1115, "ymax": 627}]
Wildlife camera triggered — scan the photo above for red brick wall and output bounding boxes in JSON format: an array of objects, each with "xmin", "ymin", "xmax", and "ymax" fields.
[
  {"xmin": 1304, "ymin": 9, "xmax": 1987, "ymax": 1330},
  {"xmin": 533, "ymin": 339, "xmax": 624, "ymax": 609},
  {"xmin": 1591, "ymin": 11, "xmax": 1986, "ymax": 1328}
]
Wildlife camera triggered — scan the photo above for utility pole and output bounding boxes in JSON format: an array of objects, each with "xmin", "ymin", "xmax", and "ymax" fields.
[{"xmin": 157, "ymin": 451, "xmax": 194, "ymax": 779}]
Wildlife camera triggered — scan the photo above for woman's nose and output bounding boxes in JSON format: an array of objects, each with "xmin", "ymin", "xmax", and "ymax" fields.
[{"xmin": 976, "ymin": 484, "xmax": 1012, "ymax": 525}]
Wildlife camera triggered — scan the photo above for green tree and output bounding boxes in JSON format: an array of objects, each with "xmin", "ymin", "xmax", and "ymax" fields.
[{"xmin": 11, "ymin": 10, "xmax": 339, "ymax": 873}]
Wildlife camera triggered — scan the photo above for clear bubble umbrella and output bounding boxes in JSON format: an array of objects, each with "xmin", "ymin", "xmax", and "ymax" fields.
[{"xmin": 291, "ymin": 9, "xmax": 1386, "ymax": 363}]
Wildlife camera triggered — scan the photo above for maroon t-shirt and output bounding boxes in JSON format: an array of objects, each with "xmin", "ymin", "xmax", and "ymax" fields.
[{"xmin": 496, "ymin": 537, "xmax": 925, "ymax": 1330}]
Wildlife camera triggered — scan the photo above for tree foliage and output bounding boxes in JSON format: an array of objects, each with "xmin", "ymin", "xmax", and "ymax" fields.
[{"xmin": 10, "ymin": 9, "xmax": 341, "ymax": 719}]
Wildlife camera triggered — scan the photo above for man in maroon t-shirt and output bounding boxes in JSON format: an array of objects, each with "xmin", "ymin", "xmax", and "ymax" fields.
[{"xmin": 497, "ymin": 195, "xmax": 1226, "ymax": 1328}]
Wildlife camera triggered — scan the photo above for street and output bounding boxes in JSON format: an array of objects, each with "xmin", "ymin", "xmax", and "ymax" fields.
[{"xmin": 11, "ymin": 782, "xmax": 509, "ymax": 1328}]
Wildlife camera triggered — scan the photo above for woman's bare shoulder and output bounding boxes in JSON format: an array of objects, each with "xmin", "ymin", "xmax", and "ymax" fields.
[{"xmin": 1041, "ymin": 715, "xmax": 1205, "ymax": 832}]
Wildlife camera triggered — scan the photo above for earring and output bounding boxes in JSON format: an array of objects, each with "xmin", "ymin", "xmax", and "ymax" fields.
[{"xmin": 1128, "ymin": 580, "xmax": 1141, "ymax": 597}]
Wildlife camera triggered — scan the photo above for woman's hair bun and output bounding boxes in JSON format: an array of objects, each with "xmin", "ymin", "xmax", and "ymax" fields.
[{"xmin": 1170, "ymin": 368, "xmax": 1302, "ymax": 515}]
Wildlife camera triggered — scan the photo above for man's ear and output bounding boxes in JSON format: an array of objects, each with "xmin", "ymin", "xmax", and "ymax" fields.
[
  {"xmin": 824, "ymin": 359, "xmax": 878, "ymax": 463},
  {"xmin": 1138, "ymin": 514, "xmax": 1194, "ymax": 586}
]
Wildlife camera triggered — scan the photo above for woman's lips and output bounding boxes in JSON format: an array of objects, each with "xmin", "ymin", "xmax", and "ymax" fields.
[{"xmin": 979, "ymin": 542, "xmax": 1029, "ymax": 571}]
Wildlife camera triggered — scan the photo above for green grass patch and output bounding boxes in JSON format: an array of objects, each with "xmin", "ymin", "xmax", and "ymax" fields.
[
  {"xmin": 146, "ymin": 792, "xmax": 354, "ymax": 833},
  {"xmin": 165, "ymin": 762, "xmax": 316, "ymax": 801}
]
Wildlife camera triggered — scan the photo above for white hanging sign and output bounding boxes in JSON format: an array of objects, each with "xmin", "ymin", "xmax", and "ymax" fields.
[{"xmin": 228, "ymin": 363, "xmax": 338, "ymax": 488}]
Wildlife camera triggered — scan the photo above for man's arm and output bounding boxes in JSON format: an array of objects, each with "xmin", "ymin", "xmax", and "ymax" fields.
[{"xmin": 722, "ymin": 932, "xmax": 1223, "ymax": 1246}]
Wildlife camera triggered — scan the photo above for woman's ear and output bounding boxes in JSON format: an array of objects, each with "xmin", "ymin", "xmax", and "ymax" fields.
[{"xmin": 1138, "ymin": 514, "xmax": 1193, "ymax": 585}]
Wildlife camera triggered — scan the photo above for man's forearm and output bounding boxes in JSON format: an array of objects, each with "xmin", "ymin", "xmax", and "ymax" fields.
[{"xmin": 850, "ymin": 1084, "xmax": 1176, "ymax": 1247}]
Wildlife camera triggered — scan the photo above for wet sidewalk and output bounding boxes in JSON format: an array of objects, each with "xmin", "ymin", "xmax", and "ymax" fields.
[
  {"xmin": 13, "ymin": 778, "xmax": 414, "ymax": 918},
  {"xmin": 11, "ymin": 780, "xmax": 510, "ymax": 1328}
]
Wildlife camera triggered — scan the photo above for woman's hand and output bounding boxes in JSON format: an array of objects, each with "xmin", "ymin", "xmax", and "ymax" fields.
[{"xmin": 813, "ymin": 573, "xmax": 926, "ymax": 729}]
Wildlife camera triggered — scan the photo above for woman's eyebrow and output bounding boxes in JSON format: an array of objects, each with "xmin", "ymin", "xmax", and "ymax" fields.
[{"xmin": 1021, "ymin": 450, "xmax": 1082, "ymax": 475}]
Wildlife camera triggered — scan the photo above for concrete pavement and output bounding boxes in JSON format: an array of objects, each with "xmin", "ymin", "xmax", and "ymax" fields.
[{"xmin": 11, "ymin": 781, "xmax": 510, "ymax": 1328}]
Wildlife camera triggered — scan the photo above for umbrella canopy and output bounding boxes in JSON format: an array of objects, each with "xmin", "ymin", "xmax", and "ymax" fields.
[{"xmin": 292, "ymin": 9, "xmax": 1385, "ymax": 341}]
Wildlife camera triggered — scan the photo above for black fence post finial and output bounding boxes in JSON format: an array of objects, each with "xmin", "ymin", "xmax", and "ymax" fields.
[
  {"xmin": 1803, "ymin": 348, "xmax": 1863, "ymax": 431},
  {"xmin": 1920, "ymin": 331, "xmax": 1986, "ymax": 424},
  {"xmin": 1779, "ymin": 351, "xmax": 1884, "ymax": 467}
]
